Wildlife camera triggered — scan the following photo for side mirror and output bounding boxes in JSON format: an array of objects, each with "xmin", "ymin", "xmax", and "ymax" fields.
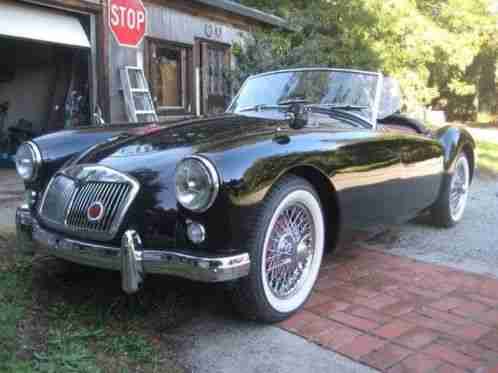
[{"xmin": 288, "ymin": 103, "xmax": 308, "ymax": 130}]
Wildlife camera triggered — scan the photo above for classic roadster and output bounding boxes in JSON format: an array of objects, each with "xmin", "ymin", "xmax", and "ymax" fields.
[{"xmin": 15, "ymin": 68, "xmax": 475, "ymax": 322}]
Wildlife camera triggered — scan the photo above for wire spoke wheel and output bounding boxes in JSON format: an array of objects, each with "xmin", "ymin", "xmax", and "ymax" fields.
[
  {"xmin": 259, "ymin": 186, "xmax": 324, "ymax": 315},
  {"xmin": 233, "ymin": 176, "xmax": 325, "ymax": 321},
  {"xmin": 265, "ymin": 203, "xmax": 315, "ymax": 299},
  {"xmin": 449, "ymin": 156, "xmax": 469, "ymax": 222}
]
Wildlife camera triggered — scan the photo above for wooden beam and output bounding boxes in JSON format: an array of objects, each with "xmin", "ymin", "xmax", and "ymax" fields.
[{"xmin": 144, "ymin": 0, "xmax": 272, "ymax": 32}]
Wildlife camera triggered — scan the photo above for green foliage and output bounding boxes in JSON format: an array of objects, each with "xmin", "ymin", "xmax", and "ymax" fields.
[{"xmin": 236, "ymin": 0, "xmax": 498, "ymax": 119}]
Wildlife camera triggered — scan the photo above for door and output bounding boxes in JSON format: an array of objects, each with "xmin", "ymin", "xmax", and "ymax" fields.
[
  {"xmin": 400, "ymin": 134, "xmax": 445, "ymax": 215},
  {"xmin": 331, "ymin": 131, "xmax": 406, "ymax": 227},
  {"xmin": 200, "ymin": 41, "xmax": 230, "ymax": 116}
]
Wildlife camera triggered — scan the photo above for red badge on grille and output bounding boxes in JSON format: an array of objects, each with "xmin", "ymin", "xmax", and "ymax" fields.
[{"xmin": 87, "ymin": 202, "xmax": 104, "ymax": 222}]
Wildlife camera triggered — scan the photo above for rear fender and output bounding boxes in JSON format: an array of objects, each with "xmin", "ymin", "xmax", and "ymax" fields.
[{"xmin": 434, "ymin": 125, "xmax": 476, "ymax": 181}]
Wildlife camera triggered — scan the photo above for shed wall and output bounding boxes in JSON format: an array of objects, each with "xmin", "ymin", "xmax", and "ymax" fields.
[{"xmin": 108, "ymin": 2, "xmax": 248, "ymax": 122}]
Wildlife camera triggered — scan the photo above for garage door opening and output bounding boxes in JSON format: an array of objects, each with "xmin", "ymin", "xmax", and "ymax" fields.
[{"xmin": 0, "ymin": 1, "xmax": 94, "ymax": 167}]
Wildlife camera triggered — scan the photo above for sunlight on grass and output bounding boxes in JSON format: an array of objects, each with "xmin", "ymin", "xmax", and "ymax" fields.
[
  {"xmin": 476, "ymin": 112, "xmax": 497, "ymax": 126},
  {"xmin": 476, "ymin": 140, "xmax": 498, "ymax": 175}
]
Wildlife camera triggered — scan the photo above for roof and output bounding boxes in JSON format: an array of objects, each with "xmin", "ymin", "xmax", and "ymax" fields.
[{"xmin": 192, "ymin": 0, "xmax": 288, "ymax": 29}]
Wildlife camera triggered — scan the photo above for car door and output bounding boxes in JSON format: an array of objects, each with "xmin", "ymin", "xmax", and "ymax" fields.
[
  {"xmin": 330, "ymin": 129, "xmax": 406, "ymax": 228},
  {"xmin": 400, "ymin": 134, "xmax": 445, "ymax": 216}
]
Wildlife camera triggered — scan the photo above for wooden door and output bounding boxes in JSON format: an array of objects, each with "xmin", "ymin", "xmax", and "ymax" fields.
[{"xmin": 200, "ymin": 42, "xmax": 230, "ymax": 116}]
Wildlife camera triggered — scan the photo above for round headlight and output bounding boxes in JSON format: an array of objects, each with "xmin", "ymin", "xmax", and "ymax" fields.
[
  {"xmin": 175, "ymin": 156, "xmax": 219, "ymax": 212},
  {"xmin": 15, "ymin": 142, "xmax": 41, "ymax": 181}
]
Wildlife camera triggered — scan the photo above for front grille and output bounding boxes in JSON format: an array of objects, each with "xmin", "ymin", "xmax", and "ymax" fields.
[
  {"xmin": 66, "ymin": 182, "xmax": 131, "ymax": 233},
  {"xmin": 39, "ymin": 166, "xmax": 138, "ymax": 241},
  {"xmin": 40, "ymin": 176, "xmax": 76, "ymax": 224}
]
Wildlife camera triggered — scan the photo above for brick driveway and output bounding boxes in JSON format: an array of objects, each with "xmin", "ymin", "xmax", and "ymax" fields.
[{"xmin": 280, "ymin": 243, "xmax": 498, "ymax": 372}]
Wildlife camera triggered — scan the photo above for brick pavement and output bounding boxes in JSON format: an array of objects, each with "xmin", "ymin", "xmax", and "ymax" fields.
[{"xmin": 279, "ymin": 244, "xmax": 498, "ymax": 372}]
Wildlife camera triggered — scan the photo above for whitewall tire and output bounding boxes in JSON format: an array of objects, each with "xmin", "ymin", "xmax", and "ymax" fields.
[
  {"xmin": 431, "ymin": 153, "xmax": 470, "ymax": 227},
  {"xmin": 233, "ymin": 175, "xmax": 325, "ymax": 322}
]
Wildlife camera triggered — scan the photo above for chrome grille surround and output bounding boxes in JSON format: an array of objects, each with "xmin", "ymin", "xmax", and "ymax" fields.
[{"xmin": 38, "ymin": 165, "xmax": 140, "ymax": 242}]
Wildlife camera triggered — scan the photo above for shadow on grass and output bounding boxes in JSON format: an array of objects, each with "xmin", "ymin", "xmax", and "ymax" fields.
[
  {"xmin": 0, "ymin": 230, "xmax": 240, "ymax": 373},
  {"xmin": 31, "ymin": 257, "xmax": 238, "ymax": 334}
]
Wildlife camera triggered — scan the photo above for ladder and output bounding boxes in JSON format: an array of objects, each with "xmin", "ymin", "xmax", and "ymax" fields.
[{"xmin": 120, "ymin": 66, "xmax": 158, "ymax": 123}]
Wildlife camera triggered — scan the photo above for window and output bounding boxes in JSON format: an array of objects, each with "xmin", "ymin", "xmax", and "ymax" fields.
[{"xmin": 148, "ymin": 39, "xmax": 192, "ymax": 114}]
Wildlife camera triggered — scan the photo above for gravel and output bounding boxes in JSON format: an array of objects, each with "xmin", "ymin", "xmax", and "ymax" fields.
[{"xmin": 372, "ymin": 175, "xmax": 498, "ymax": 277}]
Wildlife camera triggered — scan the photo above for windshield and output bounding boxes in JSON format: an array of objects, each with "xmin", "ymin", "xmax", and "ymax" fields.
[
  {"xmin": 228, "ymin": 69, "xmax": 381, "ymax": 122},
  {"xmin": 378, "ymin": 76, "xmax": 402, "ymax": 120}
]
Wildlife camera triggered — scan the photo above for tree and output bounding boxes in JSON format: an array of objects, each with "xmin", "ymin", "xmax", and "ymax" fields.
[{"xmin": 236, "ymin": 0, "xmax": 498, "ymax": 119}]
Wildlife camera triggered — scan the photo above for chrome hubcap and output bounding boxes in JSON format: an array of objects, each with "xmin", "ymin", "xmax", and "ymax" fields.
[
  {"xmin": 450, "ymin": 158, "xmax": 469, "ymax": 221},
  {"xmin": 265, "ymin": 203, "xmax": 315, "ymax": 299}
]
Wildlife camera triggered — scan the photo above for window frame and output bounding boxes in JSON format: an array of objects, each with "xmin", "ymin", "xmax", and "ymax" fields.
[{"xmin": 145, "ymin": 37, "xmax": 193, "ymax": 116}]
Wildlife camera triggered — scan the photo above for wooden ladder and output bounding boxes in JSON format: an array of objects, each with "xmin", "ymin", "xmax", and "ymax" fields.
[{"xmin": 120, "ymin": 66, "xmax": 158, "ymax": 123}]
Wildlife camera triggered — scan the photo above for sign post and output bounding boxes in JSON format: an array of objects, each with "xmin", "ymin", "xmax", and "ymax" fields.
[{"xmin": 109, "ymin": 0, "xmax": 147, "ymax": 48}]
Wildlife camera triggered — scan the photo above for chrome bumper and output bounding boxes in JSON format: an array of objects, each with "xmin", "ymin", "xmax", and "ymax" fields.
[{"xmin": 16, "ymin": 207, "xmax": 250, "ymax": 293}]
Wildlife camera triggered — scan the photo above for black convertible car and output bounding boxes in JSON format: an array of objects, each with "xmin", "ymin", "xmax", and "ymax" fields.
[{"xmin": 15, "ymin": 68, "xmax": 475, "ymax": 322}]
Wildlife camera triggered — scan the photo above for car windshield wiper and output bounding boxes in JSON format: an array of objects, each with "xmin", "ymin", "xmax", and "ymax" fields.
[
  {"xmin": 313, "ymin": 104, "xmax": 369, "ymax": 111},
  {"xmin": 278, "ymin": 98, "xmax": 312, "ymax": 106},
  {"xmin": 308, "ymin": 104, "xmax": 372, "ymax": 128},
  {"xmin": 238, "ymin": 98, "xmax": 313, "ymax": 113},
  {"xmin": 238, "ymin": 104, "xmax": 283, "ymax": 113}
]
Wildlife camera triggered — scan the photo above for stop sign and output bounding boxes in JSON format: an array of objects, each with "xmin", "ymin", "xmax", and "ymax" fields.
[{"xmin": 109, "ymin": 0, "xmax": 147, "ymax": 47}]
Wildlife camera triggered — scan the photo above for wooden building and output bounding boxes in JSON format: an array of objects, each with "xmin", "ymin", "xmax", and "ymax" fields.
[
  {"xmin": 0, "ymin": 0, "xmax": 283, "ymax": 137},
  {"xmin": 0, "ymin": 0, "xmax": 284, "ymax": 164},
  {"xmin": 106, "ymin": 0, "xmax": 285, "ymax": 122}
]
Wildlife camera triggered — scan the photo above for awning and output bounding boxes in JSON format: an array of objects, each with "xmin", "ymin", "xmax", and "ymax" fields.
[{"xmin": 0, "ymin": 0, "xmax": 90, "ymax": 48}]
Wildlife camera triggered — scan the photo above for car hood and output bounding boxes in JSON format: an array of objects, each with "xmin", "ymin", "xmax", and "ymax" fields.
[
  {"xmin": 76, "ymin": 114, "xmax": 285, "ymax": 184},
  {"xmin": 68, "ymin": 114, "xmax": 287, "ymax": 248}
]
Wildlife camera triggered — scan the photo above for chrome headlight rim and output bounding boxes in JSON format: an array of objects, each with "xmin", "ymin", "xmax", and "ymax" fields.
[
  {"xmin": 15, "ymin": 141, "xmax": 42, "ymax": 182},
  {"xmin": 175, "ymin": 155, "xmax": 220, "ymax": 213}
]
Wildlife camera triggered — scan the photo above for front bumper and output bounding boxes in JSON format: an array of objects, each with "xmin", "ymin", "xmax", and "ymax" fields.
[{"xmin": 16, "ymin": 207, "xmax": 250, "ymax": 293}]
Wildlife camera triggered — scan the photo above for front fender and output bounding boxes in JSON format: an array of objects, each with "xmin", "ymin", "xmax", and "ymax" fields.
[
  {"xmin": 27, "ymin": 125, "xmax": 136, "ymax": 190},
  {"xmin": 434, "ymin": 125, "xmax": 476, "ymax": 180}
]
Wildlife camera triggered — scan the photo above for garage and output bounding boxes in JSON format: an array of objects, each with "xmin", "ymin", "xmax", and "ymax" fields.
[
  {"xmin": 0, "ymin": 0, "xmax": 97, "ymax": 166},
  {"xmin": 0, "ymin": 0, "xmax": 285, "ymax": 168}
]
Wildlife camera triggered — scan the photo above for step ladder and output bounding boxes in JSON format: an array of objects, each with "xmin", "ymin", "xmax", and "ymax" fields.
[{"xmin": 120, "ymin": 66, "xmax": 158, "ymax": 123}]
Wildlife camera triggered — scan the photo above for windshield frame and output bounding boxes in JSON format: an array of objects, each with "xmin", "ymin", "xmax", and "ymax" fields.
[{"xmin": 227, "ymin": 68, "xmax": 384, "ymax": 129}]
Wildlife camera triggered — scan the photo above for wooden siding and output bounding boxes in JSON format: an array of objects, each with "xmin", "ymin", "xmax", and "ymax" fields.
[{"xmin": 108, "ymin": 1, "xmax": 250, "ymax": 122}]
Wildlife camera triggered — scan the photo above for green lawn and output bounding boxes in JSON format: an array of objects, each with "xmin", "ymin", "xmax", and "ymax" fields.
[
  {"xmin": 476, "ymin": 140, "xmax": 498, "ymax": 176},
  {"xmin": 0, "ymin": 232, "xmax": 185, "ymax": 373}
]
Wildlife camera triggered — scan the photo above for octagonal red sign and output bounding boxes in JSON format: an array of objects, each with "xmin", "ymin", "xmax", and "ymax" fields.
[{"xmin": 109, "ymin": 0, "xmax": 147, "ymax": 48}]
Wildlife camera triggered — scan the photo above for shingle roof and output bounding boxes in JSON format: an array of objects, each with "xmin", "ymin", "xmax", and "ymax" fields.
[{"xmin": 193, "ymin": 0, "xmax": 287, "ymax": 28}]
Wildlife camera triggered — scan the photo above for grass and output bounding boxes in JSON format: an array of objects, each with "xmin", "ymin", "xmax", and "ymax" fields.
[
  {"xmin": 0, "ymin": 232, "xmax": 185, "ymax": 373},
  {"xmin": 428, "ymin": 120, "xmax": 498, "ymax": 177},
  {"xmin": 475, "ymin": 112, "xmax": 498, "ymax": 127},
  {"xmin": 476, "ymin": 140, "xmax": 498, "ymax": 176},
  {"xmin": 0, "ymin": 253, "xmax": 33, "ymax": 372}
]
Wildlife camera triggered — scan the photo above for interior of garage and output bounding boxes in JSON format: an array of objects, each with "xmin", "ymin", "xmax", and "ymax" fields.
[{"xmin": 0, "ymin": 0, "xmax": 93, "ymax": 167}]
